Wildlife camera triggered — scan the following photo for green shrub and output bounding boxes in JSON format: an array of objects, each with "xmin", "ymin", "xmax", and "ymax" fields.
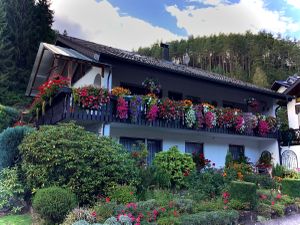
[
  {"xmin": 229, "ymin": 181, "xmax": 257, "ymax": 209},
  {"xmin": 92, "ymin": 202, "xmax": 118, "ymax": 223},
  {"xmin": 19, "ymin": 123, "xmax": 139, "ymax": 204},
  {"xmin": 243, "ymin": 174, "xmax": 278, "ymax": 189},
  {"xmin": 144, "ymin": 189, "xmax": 174, "ymax": 206},
  {"xmin": 272, "ymin": 164, "xmax": 286, "ymax": 178},
  {"xmin": 0, "ymin": 105, "xmax": 19, "ymax": 132},
  {"xmin": 194, "ymin": 198, "xmax": 224, "ymax": 212},
  {"xmin": 227, "ymin": 199, "xmax": 250, "ymax": 210},
  {"xmin": 154, "ymin": 146, "xmax": 195, "ymax": 188},
  {"xmin": 0, "ymin": 167, "xmax": 25, "ymax": 213},
  {"xmin": 137, "ymin": 199, "xmax": 158, "ymax": 211},
  {"xmin": 282, "ymin": 179, "xmax": 300, "ymax": 198},
  {"xmin": 0, "ymin": 126, "xmax": 33, "ymax": 169},
  {"xmin": 173, "ymin": 198, "xmax": 194, "ymax": 213},
  {"xmin": 32, "ymin": 186, "xmax": 77, "ymax": 224},
  {"xmin": 186, "ymin": 170, "xmax": 224, "ymax": 200},
  {"xmin": 272, "ymin": 203, "xmax": 284, "ymax": 217},
  {"xmin": 107, "ymin": 185, "xmax": 136, "ymax": 204},
  {"xmin": 257, "ymin": 202, "xmax": 272, "ymax": 219},
  {"xmin": 157, "ymin": 216, "xmax": 180, "ymax": 225},
  {"xmin": 180, "ymin": 210, "xmax": 239, "ymax": 225}
]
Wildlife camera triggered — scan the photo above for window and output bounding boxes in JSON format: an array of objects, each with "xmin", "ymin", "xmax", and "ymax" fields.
[
  {"xmin": 119, "ymin": 137, "xmax": 145, "ymax": 151},
  {"xmin": 229, "ymin": 145, "xmax": 245, "ymax": 161},
  {"xmin": 185, "ymin": 142, "xmax": 203, "ymax": 155},
  {"xmin": 119, "ymin": 137, "xmax": 162, "ymax": 164},
  {"xmin": 168, "ymin": 91, "xmax": 183, "ymax": 101}
]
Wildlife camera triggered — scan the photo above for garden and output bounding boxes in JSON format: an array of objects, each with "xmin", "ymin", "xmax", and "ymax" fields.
[
  {"xmin": 1, "ymin": 105, "xmax": 300, "ymax": 224},
  {"xmin": 0, "ymin": 76, "xmax": 299, "ymax": 225}
]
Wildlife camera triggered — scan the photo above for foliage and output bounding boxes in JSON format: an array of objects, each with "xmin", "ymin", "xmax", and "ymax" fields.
[
  {"xmin": 225, "ymin": 151, "xmax": 233, "ymax": 168},
  {"xmin": 180, "ymin": 210, "xmax": 239, "ymax": 225},
  {"xmin": 153, "ymin": 146, "xmax": 195, "ymax": 188},
  {"xmin": 256, "ymin": 202, "xmax": 272, "ymax": 219},
  {"xmin": 272, "ymin": 164, "xmax": 286, "ymax": 178},
  {"xmin": 62, "ymin": 208, "xmax": 98, "ymax": 225},
  {"xmin": 93, "ymin": 202, "xmax": 118, "ymax": 223},
  {"xmin": 229, "ymin": 181, "xmax": 257, "ymax": 209},
  {"xmin": 107, "ymin": 185, "xmax": 136, "ymax": 204},
  {"xmin": 156, "ymin": 216, "xmax": 180, "ymax": 225},
  {"xmin": 194, "ymin": 198, "xmax": 224, "ymax": 212},
  {"xmin": 243, "ymin": 174, "xmax": 278, "ymax": 189},
  {"xmin": 0, "ymin": 126, "xmax": 33, "ymax": 169},
  {"xmin": 252, "ymin": 67, "xmax": 268, "ymax": 88},
  {"xmin": 282, "ymin": 179, "xmax": 300, "ymax": 198},
  {"xmin": 0, "ymin": 105, "xmax": 19, "ymax": 132},
  {"xmin": 0, "ymin": 214, "xmax": 32, "ymax": 225},
  {"xmin": 227, "ymin": 199, "xmax": 249, "ymax": 210},
  {"xmin": 32, "ymin": 186, "xmax": 77, "ymax": 224},
  {"xmin": 138, "ymin": 32, "xmax": 300, "ymax": 88},
  {"xmin": 0, "ymin": 0, "xmax": 55, "ymax": 106},
  {"xmin": 142, "ymin": 77, "xmax": 161, "ymax": 95},
  {"xmin": 0, "ymin": 167, "xmax": 25, "ymax": 214},
  {"xmin": 144, "ymin": 189, "xmax": 174, "ymax": 206},
  {"xmin": 186, "ymin": 170, "xmax": 224, "ymax": 200},
  {"xmin": 19, "ymin": 123, "xmax": 139, "ymax": 204}
]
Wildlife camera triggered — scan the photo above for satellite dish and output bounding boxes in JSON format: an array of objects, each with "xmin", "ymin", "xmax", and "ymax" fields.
[{"xmin": 183, "ymin": 52, "xmax": 190, "ymax": 66}]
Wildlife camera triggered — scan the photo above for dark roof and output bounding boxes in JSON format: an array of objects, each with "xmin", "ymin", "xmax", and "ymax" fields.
[
  {"xmin": 56, "ymin": 35, "xmax": 288, "ymax": 100},
  {"xmin": 271, "ymin": 74, "xmax": 300, "ymax": 92}
]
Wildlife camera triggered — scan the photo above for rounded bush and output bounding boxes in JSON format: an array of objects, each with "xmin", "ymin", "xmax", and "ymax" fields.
[
  {"xmin": 32, "ymin": 186, "xmax": 77, "ymax": 224},
  {"xmin": 20, "ymin": 122, "xmax": 139, "ymax": 204},
  {"xmin": 229, "ymin": 181, "xmax": 257, "ymax": 209},
  {"xmin": 154, "ymin": 146, "xmax": 195, "ymax": 188},
  {"xmin": 0, "ymin": 126, "xmax": 33, "ymax": 169}
]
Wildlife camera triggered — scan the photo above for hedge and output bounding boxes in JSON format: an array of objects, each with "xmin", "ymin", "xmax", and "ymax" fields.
[
  {"xmin": 243, "ymin": 173, "xmax": 278, "ymax": 189},
  {"xmin": 282, "ymin": 179, "xmax": 300, "ymax": 198},
  {"xmin": 229, "ymin": 181, "xmax": 257, "ymax": 209},
  {"xmin": 180, "ymin": 210, "xmax": 239, "ymax": 225}
]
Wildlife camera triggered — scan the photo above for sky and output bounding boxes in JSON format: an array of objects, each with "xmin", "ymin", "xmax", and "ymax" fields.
[{"xmin": 51, "ymin": 0, "xmax": 300, "ymax": 51}]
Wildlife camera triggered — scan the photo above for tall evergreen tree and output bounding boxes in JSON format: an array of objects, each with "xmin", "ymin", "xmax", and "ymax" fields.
[{"xmin": 0, "ymin": 0, "xmax": 55, "ymax": 107}]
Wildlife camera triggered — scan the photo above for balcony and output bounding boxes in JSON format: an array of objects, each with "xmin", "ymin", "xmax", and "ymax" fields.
[{"xmin": 35, "ymin": 88, "xmax": 278, "ymax": 139}]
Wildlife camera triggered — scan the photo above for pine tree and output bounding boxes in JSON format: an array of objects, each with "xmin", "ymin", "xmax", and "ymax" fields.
[
  {"xmin": 34, "ymin": 0, "xmax": 55, "ymax": 43},
  {"xmin": 0, "ymin": 0, "xmax": 55, "ymax": 107}
]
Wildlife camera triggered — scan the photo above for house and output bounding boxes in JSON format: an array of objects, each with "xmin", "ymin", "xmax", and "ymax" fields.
[
  {"xmin": 272, "ymin": 74, "xmax": 300, "ymax": 169},
  {"xmin": 26, "ymin": 35, "xmax": 289, "ymax": 167}
]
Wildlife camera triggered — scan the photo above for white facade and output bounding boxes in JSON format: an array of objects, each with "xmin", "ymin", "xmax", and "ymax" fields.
[{"xmin": 71, "ymin": 61, "xmax": 281, "ymax": 167}]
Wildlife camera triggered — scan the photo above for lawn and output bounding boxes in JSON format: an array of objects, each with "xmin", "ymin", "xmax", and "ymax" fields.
[{"xmin": 0, "ymin": 214, "xmax": 32, "ymax": 225}]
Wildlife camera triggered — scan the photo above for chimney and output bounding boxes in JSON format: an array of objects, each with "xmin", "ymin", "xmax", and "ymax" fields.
[{"xmin": 160, "ymin": 43, "xmax": 169, "ymax": 61}]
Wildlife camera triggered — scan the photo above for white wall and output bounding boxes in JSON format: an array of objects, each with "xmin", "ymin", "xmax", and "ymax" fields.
[
  {"xmin": 288, "ymin": 99, "xmax": 299, "ymax": 129},
  {"xmin": 73, "ymin": 66, "xmax": 102, "ymax": 88},
  {"xmin": 109, "ymin": 124, "xmax": 279, "ymax": 167}
]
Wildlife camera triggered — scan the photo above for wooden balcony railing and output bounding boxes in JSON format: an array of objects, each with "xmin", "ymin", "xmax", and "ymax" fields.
[{"xmin": 36, "ymin": 88, "xmax": 279, "ymax": 139}]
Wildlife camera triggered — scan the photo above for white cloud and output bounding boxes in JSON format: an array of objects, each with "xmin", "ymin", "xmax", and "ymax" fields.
[
  {"xmin": 187, "ymin": 0, "xmax": 230, "ymax": 6},
  {"xmin": 51, "ymin": 0, "xmax": 183, "ymax": 50},
  {"xmin": 167, "ymin": 0, "xmax": 300, "ymax": 37},
  {"xmin": 286, "ymin": 0, "xmax": 300, "ymax": 9}
]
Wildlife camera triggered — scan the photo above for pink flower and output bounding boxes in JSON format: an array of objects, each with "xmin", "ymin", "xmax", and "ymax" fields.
[
  {"xmin": 105, "ymin": 197, "xmax": 110, "ymax": 203},
  {"xmin": 276, "ymin": 194, "xmax": 282, "ymax": 199},
  {"xmin": 147, "ymin": 104, "xmax": 159, "ymax": 122},
  {"xmin": 91, "ymin": 211, "xmax": 97, "ymax": 217},
  {"xmin": 117, "ymin": 97, "xmax": 128, "ymax": 119},
  {"xmin": 271, "ymin": 201, "xmax": 275, "ymax": 205},
  {"xmin": 258, "ymin": 120, "xmax": 270, "ymax": 136}
]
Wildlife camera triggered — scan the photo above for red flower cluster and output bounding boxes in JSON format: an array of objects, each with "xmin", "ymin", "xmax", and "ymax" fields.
[
  {"xmin": 146, "ymin": 104, "xmax": 159, "ymax": 122},
  {"xmin": 222, "ymin": 192, "xmax": 230, "ymax": 204},
  {"xmin": 158, "ymin": 98, "xmax": 180, "ymax": 121},
  {"xmin": 116, "ymin": 97, "xmax": 128, "ymax": 119},
  {"xmin": 76, "ymin": 86, "xmax": 110, "ymax": 109},
  {"xmin": 258, "ymin": 120, "xmax": 270, "ymax": 136}
]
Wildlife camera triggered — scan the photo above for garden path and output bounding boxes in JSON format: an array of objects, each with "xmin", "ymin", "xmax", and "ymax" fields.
[{"xmin": 257, "ymin": 214, "xmax": 300, "ymax": 225}]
